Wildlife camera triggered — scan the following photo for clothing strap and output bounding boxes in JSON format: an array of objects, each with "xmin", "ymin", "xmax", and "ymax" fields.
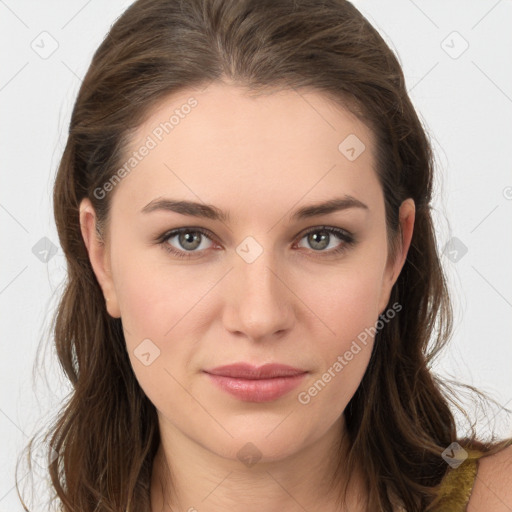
[{"xmin": 430, "ymin": 448, "xmax": 482, "ymax": 512}]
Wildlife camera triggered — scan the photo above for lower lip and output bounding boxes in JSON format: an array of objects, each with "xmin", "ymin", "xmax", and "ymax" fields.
[{"xmin": 204, "ymin": 372, "xmax": 307, "ymax": 402}]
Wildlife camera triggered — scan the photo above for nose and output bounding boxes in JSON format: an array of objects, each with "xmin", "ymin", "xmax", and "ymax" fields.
[{"xmin": 221, "ymin": 247, "xmax": 295, "ymax": 342}]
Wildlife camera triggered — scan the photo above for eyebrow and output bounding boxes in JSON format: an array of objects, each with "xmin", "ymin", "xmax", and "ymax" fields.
[{"xmin": 140, "ymin": 195, "xmax": 369, "ymax": 223}]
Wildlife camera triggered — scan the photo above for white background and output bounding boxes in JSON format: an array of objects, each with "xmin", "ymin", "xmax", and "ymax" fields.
[{"xmin": 1, "ymin": 0, "xmax": 511, "ymax": 509}]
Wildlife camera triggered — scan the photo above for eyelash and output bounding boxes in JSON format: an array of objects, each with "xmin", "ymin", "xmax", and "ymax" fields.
[{"xmin": 156, "ymin": 226, "xmax": 356, "ymax": 260}]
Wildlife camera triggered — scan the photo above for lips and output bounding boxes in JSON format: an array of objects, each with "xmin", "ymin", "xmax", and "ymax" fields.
[
  {"xmin": 203, "ymin": 363, "xmax": 308, "ymax": 402},
  {"xmin": 204, "ymin": 363, "xmax": 307, "ymax": 379}
]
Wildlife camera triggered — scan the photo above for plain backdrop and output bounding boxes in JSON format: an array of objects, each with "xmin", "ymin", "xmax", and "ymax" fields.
[{"xmin": 1, "ymin": 0, "xmax": 511, "ymax": 509}]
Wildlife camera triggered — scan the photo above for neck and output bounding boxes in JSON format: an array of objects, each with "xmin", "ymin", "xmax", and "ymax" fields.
[{"xmin": 150, "ymin": 413, "xmax": 367, "ymax": 512}]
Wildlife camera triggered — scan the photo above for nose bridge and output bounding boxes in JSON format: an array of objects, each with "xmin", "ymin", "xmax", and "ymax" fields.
[{"xmin": 224, "ymin": 235, "xmax": 293, "ymax": 339}]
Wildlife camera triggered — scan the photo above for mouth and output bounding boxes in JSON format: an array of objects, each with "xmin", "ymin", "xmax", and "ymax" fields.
[{"xmin": 203, "ymin": 363, "xmax": 308, "ymax": 402}]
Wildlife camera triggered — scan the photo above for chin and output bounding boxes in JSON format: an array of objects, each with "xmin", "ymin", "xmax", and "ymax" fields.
[{"xmin": 204, "ymin": 425, "xmax": 312, "ymax": 465}]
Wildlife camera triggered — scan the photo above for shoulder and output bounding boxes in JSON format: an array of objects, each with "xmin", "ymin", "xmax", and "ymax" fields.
[{"xmin": 467, "ymin": 444, "xmax": 512, "ymax": 511}]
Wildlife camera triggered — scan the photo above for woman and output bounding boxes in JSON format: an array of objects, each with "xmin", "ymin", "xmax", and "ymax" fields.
[{"xmin": 16, "ymin": 0, "xmax": 512, "ymax": 510}]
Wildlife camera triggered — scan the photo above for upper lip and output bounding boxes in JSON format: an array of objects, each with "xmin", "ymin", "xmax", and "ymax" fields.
[{"xmin": 204, "ymin": 363, "xmax": 307, "ymax": 379}]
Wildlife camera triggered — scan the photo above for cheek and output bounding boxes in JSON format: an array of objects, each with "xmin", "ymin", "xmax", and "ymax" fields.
[
  {"xmin": 113, "ymin": 257, "xmax": 205, "ymax": 412},
  {"xmin": 293, "ymin": 265, "xmax": 384, "ymax": 408},
  {"xmin": 111, "ymin": 243, "xmax": 230, "ymax": 401},
  {"xmin": 112, "ymin": 240, "xmax": 210, "ymax": 337},
  {"xmin": 303, "ymin": 261, "xmax": 385, "ymax": 344}
]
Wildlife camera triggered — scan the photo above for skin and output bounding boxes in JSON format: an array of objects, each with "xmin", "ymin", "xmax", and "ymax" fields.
[{"xmin": 80, "ymin": 81, "xmax": 415, "ymax": 511}]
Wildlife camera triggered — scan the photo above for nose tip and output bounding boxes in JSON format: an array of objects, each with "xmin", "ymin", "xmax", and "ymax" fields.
[{"xmin": 222, "ymin": 251, "xmax": 294, "ymax": 341}]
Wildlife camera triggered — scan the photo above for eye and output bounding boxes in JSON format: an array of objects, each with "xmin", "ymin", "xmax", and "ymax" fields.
[
  {"xmin": 158, "ymin": 227, "xmax": 216, "ymax": 259},
  {"xmin": 294, "ymin": 226, "xmax": 355, "ymax": 257}
]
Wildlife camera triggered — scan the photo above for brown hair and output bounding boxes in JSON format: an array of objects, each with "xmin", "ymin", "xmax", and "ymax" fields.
[{"xmin": 16, "ymin": 0, "xmax": 512, "ymax": 510}]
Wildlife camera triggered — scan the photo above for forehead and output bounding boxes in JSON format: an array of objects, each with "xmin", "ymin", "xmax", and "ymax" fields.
[{"xmin": 110, "ymin": 82, "xmax": 381, "ymax": 221}]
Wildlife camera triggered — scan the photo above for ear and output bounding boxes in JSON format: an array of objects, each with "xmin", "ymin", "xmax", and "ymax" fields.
[
  {"xmin": 378, "ymin": 198, "xmax": 415, "ymax": 315},
  {"xmin": 79, "ymin": 198, "xmax": 121, "ymax": 318}
]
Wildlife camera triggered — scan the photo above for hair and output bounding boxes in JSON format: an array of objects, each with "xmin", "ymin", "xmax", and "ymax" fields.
[{"xmin": 16, "ymin": 0, "xmax": 512, "ymax": 510}]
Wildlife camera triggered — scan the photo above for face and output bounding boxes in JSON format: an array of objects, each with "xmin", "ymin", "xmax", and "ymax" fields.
[{"xmin": 80, "ymin": 82, "xmax": 414, "ymax": 465}]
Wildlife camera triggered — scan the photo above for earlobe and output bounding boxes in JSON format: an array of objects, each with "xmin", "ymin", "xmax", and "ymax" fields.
[
  {"xmin": 378, "ymin": 198, "xmax": 416, "ymax": 314},
  {"xmin": 79, "ymin": 198, "xmax": 121, "ymax": 318}
]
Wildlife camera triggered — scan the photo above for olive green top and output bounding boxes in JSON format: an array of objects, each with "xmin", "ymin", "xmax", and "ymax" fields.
[{"xmin": 431, "ymin": 448, "xmax": 483, "ymax": 512}]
